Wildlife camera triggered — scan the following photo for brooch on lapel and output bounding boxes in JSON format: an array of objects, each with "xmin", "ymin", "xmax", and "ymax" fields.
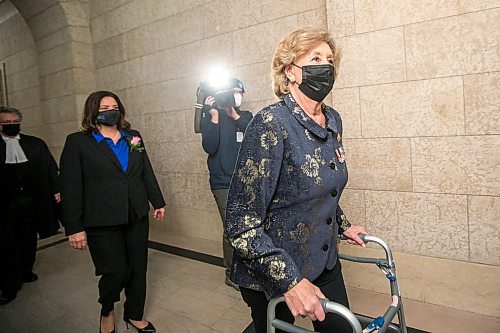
[
  {"xmin": 335, "ymin": 146, "xmax": 345, "ymax": 163},
  {"xmin": 128, "ymin": 136, "xmax": 145, "ymax": 152}
]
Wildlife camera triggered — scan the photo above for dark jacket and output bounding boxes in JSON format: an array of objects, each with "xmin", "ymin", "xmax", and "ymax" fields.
[
  {"xmin": 201, "ymin": 106, "xmax": 253, "ymax": 189},
  {"xmin": 59, "ymin": 130, "xmax": 165, "ymax": 236},
  {"xmin": 226, "ymin": 94, "xmax": 350, "ymax": 299},
  {"xmin": 0, "ymin": 134, "xmax": 61, "ymax": 239}
]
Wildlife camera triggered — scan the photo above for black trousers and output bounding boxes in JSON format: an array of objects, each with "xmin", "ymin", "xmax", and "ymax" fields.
[
  {"xmin": 240, "ymin": 261, "xmax": 352, "ymax": 333},
  {"xmin": 211, "ymin": 189, "xmax": 233, "ymax": 277},
  {"xmin": 0, "ymin": 198, "xmax": 37, "ymax": 295},
  {"xmin": 85, "ymin": 214, "xmax": 149, "ymax": 320}
]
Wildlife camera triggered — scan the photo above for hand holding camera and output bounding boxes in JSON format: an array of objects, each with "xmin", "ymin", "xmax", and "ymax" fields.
[
  {"xmin": 205, "ymin": 95, "xmax": 240, "ymax": 122},
  {"xmin": 205, "ymin": 96, "xmax": 219, "ymax": 123},
  {"xmin": 194, "ymin": 77, "xmax": 246, "ymax": 132}
]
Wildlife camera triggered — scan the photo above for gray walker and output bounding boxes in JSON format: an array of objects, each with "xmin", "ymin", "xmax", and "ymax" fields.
[{"xmin": 267, "ymin": 234, "xmax": 408, "ymax": 333}]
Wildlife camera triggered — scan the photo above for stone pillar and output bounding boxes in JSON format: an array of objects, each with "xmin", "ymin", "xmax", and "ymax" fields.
[{"xmin": 12, "ymin": 0, "xmax": 96, "ymax": 158}]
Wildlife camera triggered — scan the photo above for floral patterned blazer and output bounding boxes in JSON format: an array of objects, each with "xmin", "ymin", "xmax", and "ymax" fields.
[{"xmin": 226, "ymin": 93, "xmax": 351, "ymax": 299}]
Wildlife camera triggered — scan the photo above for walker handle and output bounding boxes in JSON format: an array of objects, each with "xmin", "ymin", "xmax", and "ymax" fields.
[
  {"xmin": 339, "ymin": 233, "xmax": 395, "ymax": 270},
  {"xmin": 267, "ymin": 297, "xmax": 363, "ymax": 333},
  {"xmin": 340, "ymin": 233, "xmax": 367, "ymax": 243}
]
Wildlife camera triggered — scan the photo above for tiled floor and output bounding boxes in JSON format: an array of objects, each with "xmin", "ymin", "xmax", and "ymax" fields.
[{"xmin": 0, "ymin": 231, "xmax": 498, "ymax": 333}]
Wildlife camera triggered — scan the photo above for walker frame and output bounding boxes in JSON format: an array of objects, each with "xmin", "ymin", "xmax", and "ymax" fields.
[{"xmin": 267, "ymin": 234, "xmax": 408, "ymax": 333}]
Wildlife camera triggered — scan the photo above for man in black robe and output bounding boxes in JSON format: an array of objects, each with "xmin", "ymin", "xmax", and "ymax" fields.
[{"xmin": 0, "ymin": 106, "xmax": 61, "ymax": 305}]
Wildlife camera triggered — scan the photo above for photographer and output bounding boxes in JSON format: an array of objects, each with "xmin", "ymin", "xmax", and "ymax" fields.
[{"xmin": 200, "ymin": 78, "xmax": 253, "ymax": 290}]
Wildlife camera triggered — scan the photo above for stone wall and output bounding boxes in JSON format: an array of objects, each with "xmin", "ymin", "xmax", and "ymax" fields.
[
  {"xmin": 6, "ymin": 0, "xmax": 96, "ymax": 158},
  {"xmin": 327, "ymin": 0, "xmax": 499, "ymax": 316},
  {"xmin": 0, "ymin": 1, "xmax": 43, "ymax": 137}
]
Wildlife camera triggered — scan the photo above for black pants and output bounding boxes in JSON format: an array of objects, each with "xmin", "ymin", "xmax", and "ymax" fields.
[
  {"xmin": 0, "ymin": 199, "xmax": 37, "ymax": 295},
  {"xmin": 211, "ymin": 189, "xmax": 233, "ymax": 277},
  {"xmin": 240, "ymin": 261, "xmax": 352, "ymax": 333},
  {"xmin": 85, "ymin": 214, "xmax": 149, "ymax": 320}
]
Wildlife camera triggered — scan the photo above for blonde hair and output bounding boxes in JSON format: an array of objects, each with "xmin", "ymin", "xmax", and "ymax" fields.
[{"xmin": 271, "ymin": 26, "xmax": 341, "ymax": 99}]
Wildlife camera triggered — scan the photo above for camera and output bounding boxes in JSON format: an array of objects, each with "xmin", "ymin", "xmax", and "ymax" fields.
[
  {"xmin": 197, "ymin": 81, "xmax": 237, "ymax": 108},
  {"xmin": 194, "ymin": 79, "xmax": 243, "ymax": 133},
  {"xmin": 194, "ymin": 82, "xmax": 236, "ymax": 133}
]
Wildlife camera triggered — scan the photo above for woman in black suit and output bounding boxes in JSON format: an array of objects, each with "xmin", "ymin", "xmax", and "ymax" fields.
[{"xmin": 60, "ymin": 91, "xmax": 165, "ymax": 333}]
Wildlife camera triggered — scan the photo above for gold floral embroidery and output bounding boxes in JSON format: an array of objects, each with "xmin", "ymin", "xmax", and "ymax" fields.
[
  {"xmin": 241, "ymin": 229, "xmax": 257, "ymax": 239},
  {"xmin": 300, "ymin": 148, "xmax": 325, "ymax": 185},
  {"xmin": 269, "ymin": 259, "xmax": 287, "ymax": 281},
  {"xmin": 245, "ymin": 187, "xmax": 257, "ymax": 204},
  {"xmin": 290, "ymin": 222, "xmax": 310, "ymax": 244},
  {"xmin": 263, "ymin": 112, "xmax": 274, "ymax": 123},
  {"xmin": 243, "ymin": 215, "xmax": 261, "ymax": 228},
  {"xmin": 304, "ymin": 128, "xmax": 313, "ymax": 141},
  {"xmin": 231, "ymin": 238, "xmax": 248, "ymax": 256},
  {"xmin": 301, "ymin": 154, "xmax": 320, "ymax": 177},
  {"xmin": 260, "ymin": 131, "xmax": 278, "ymax": 149},
  {"xmin": 259, "ymin": 158, "xmax": 271, "ymax": 177},
  {"xmin": 238, "ymin": 159, "xmax": 259, "ymax": 185},
  {"xmin": 339, "ymin": 214, "xmax": 352, "ymax": 232},
  {"xmin": 283, "ymin": 130, "xmax": 288, "ymax": 140},
  {"xmin": 293, "ymin": 106, "xmax": 309, "ymax": 122},
  {"xmin": 233, "ymin": 228, "xmax": 258, "ymax": 257}
]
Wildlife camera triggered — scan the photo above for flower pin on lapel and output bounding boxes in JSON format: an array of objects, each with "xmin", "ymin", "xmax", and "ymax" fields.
[{"xmin": 128, "ymin": 136, "xmax": 145, "ymax": 152}]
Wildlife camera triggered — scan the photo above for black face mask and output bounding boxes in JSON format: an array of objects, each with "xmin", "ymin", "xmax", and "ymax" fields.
[
  {"xmin": 1, "ymin": 123, "xmax": 21, "ymax": 136},
  {"xmin": 96, "ymin": 109, "xmax": 121, "ymax": 126},
  {"xmin": 293, "ymin": 63, "xmax": 335, "ymax": 102}
]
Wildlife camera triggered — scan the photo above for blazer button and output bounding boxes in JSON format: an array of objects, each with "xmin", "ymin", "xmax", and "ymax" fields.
[
  {"xmin": 329, "ymin": 161, "xmax": 336, "ymax": 170},
  {"xmin": 331, "ymin": 189, "xmax": 338, "ymax": 197},
  {"xmin": 322, "ymin": 244, "xmax": 329, "ymax": 251},
  {"xmin": 327, "ymin": 218, "xmax": 333, "ymax": 225}
]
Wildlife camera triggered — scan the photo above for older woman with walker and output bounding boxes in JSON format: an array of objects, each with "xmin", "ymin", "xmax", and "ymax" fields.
[{"xmin": 225, "ymin": 26, "xmax": 367, "ymax": 333}]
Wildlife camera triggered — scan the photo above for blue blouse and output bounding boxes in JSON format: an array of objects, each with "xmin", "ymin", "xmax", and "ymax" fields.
[
  {"xmin": 226, "ymin": 94, "xmax": 351, "ymax": 299},
  {"xmin": 92, "ymin": 131, "xmax": 130, "ymax": 172}
]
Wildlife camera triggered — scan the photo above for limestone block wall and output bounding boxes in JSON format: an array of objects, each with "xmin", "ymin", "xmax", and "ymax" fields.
[
  {"xmin": 327, "ymin": 0, "xmax": 499, "ymax": 316},
  {"xmin": 0, "ymin": 1, "xmax": 43, "ymax": 137},
  {"xmin": 19, "ymin": 0, "xmax": 96, "ymax": 159},
  {"xmin": 2, "ymin": 0, "xmax": 96, "ymax": 159}
]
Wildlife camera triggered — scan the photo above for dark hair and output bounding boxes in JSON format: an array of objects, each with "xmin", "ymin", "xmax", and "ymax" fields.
[
  {"xmin": 81, "ymin": 91, "xmax": 131, "ymax": 132},
  {"xmin": 0, "ymin": 106, "xmax": 23, "ymax": 121}
]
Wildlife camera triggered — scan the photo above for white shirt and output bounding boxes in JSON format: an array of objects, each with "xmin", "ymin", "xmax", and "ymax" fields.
[{"xmin": 2, "ymin": 133, "xmax": 28, "ymax": 164}]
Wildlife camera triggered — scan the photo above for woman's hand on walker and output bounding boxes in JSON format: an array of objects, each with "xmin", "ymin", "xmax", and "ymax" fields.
[
  {"xmin": 284, "ymin": 278, "xmax": 326, "ymax": 321},
  {"xmin": 343, "ymin": 225, "xmax": 367, "ymax": 247},
  {"xmin": 153, "ymin": 207, "xmax": 165, "ymax": 221}
]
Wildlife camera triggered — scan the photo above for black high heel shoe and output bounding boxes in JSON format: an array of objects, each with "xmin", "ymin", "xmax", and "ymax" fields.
[
  {"xmin": 99, "ymin": 314, "xmax": 115, "ymax": 333},
  {"xmin": 124, "ymin": 319, "xmax": 156, "ymax": 332}
]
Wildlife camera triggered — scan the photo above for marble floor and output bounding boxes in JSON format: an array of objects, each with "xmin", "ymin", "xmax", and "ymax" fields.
[{"xmin": 0, "ymin": 231, "xmax": 498, "ymax": 333}]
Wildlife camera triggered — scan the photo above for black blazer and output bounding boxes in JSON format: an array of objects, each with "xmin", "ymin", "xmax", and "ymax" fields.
[
  {"xmin": 0, "ymin": 134, "xmax": 61, "ymax": 238},
  {"xmin": 59, "ymin": 130, "xmax": 165, "ymax": 236}
]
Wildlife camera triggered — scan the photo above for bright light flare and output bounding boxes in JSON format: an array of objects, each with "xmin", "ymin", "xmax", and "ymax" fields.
[{"xmin": 206, "ymin": 66, "xmax": 230, "ymax": 90}]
